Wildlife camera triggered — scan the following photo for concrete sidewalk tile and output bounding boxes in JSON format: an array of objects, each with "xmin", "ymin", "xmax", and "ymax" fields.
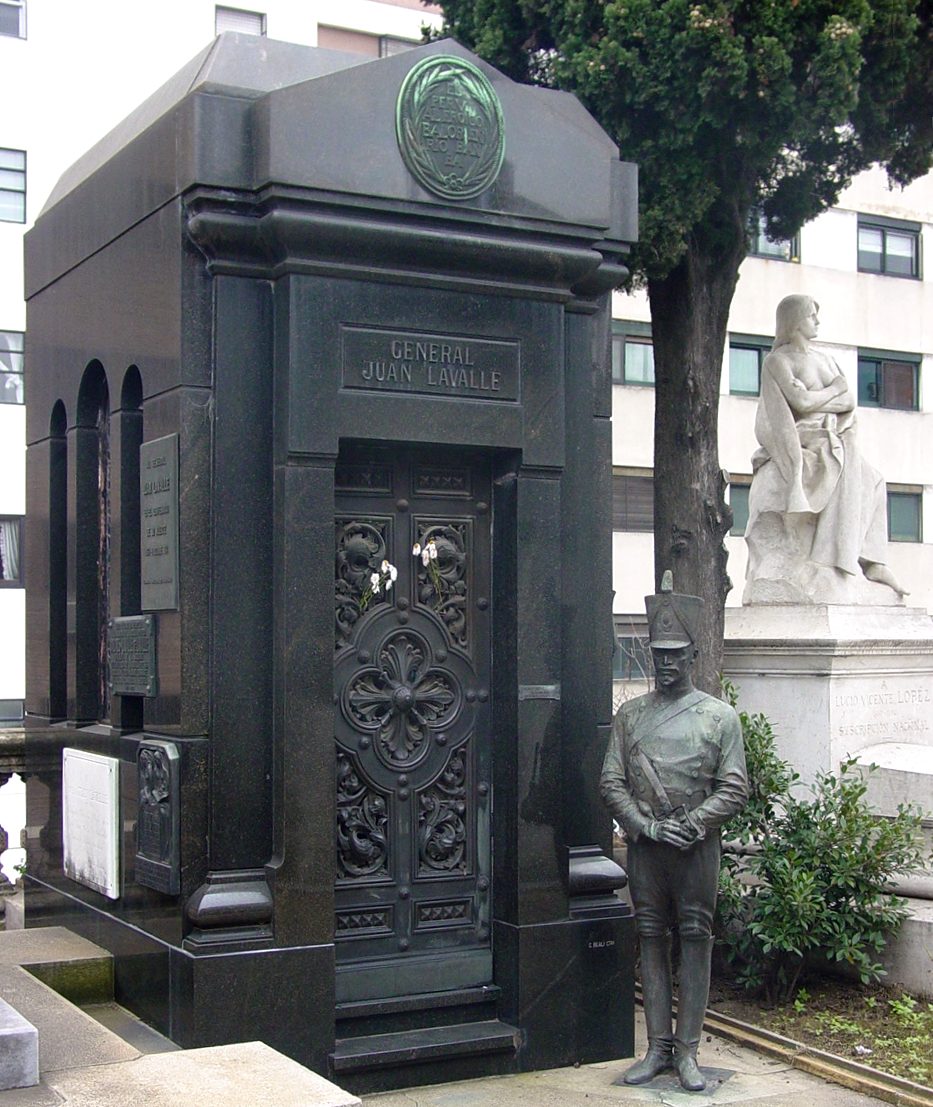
[{"xmin": 45, "ymin": 1042, "xmax": 361, "ymax": 1107}]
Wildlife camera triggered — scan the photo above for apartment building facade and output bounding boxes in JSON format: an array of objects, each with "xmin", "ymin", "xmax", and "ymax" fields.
[
  {"xmin": 610, "ymin": 169, "xmax": 933, "ymax": 673},
  {"xmin": 2, "ymin": 0, "xmax": 930, "ymax": 709},
  {"xmin": 0, "ymin": 0, "xmax": 443, "ymax": 719}
]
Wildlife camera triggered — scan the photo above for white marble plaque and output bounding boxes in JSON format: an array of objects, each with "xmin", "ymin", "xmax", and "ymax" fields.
[{"xmin": 62, "ymin": 749, "xmax": 120, "ymax": 900}]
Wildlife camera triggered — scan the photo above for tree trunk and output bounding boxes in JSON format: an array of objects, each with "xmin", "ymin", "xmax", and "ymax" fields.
[{"xmin": 647, "ymin": 239, "xmax": 743, "ymax": 694}]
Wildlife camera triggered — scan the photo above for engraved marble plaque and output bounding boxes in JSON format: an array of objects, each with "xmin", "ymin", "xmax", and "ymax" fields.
[
  {"xmin": 341, "ymin": 326, "xmax": 519, "ymax": 401},
  {"xmin": 140, "ymin": 434, "xmax": 179, "ymax": 611},
  {"xmin": 62, "ymin": 749, "xmax": 120, "ymax": 900},
  {"xmin": 136, "ymin": 739, "xmax": 180, "ymax": 895},
  {"xmin": 108, "ymin": 615, "xmax": 157, "ymax": 696}
]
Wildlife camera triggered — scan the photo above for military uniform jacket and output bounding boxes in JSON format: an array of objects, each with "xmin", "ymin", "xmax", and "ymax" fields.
[{"xmin": 600, "ymin": 689, "xmax": 747, "ymax": 842}]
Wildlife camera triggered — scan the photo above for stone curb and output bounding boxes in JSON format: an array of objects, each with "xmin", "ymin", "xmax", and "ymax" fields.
[{"xmin": 702, "ymin": 1005, "xmax": 933, "ymax": 1107}]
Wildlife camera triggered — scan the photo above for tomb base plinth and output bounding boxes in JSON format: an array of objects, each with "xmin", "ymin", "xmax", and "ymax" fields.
[{"xmin": 724, "ymin": 605, "xmax": 933, "ymax": 785}]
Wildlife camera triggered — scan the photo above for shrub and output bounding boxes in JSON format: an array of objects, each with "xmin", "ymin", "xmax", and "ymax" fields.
[{"xmin": 717, "ymin": 683, "xmax": 929, "ymax": 1005}]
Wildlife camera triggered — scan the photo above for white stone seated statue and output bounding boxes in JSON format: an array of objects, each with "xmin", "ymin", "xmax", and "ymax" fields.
[{"xmin": 743, "ymin": 294, "xmax": 907, "ymax": 605}]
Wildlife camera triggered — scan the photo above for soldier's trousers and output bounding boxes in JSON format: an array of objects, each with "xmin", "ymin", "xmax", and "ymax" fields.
[{"xmin": 627, "ymin": 832, "xmax": 720, "ymax": 940}]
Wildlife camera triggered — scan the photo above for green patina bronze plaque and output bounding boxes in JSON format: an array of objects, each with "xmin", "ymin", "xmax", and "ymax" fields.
[{"xmin": 396, "ymin": 55, "xmax": 505, "ymax": 201}]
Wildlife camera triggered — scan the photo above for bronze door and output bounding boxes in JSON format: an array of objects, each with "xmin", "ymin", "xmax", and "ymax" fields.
[{"xmin": 334, "ymin": 446, "xmax": 492, "ymax": 1000}]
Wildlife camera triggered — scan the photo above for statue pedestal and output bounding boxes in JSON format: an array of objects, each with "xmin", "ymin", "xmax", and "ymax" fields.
[{"xmin": 724, "ymin": 605, "xmax": 933, "ymax": 785}]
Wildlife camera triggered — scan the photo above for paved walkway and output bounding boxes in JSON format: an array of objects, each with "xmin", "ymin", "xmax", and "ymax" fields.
[{"xmin": 362, "ymin": 1012, "xmax": 897, "ymax": 1107}]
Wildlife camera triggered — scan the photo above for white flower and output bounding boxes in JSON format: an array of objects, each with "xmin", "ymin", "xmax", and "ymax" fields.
[
  {"xmin": 428, "ymin": 541, "xmax": 438, "ymax": 560},
  {"xmin": 381, "ymin": 559, "xmax": 390, "ymax": 572},
  {"xmin": 388, "ymin": 563, "xmax": 398, "ymax": 582},
  {"xmin": 370, "ymin": 571, "xmax": 381, "ymax": 591},
  {"xmin": 422, "ymin": 549, "xmax": 431, "ymax": 566},
  {"xmin": 412, "ymin": 543, "xmax": 422, "ymax": 557},
  {"xmin": 385, "ymin": 577, "xmax": 393, "ymax": 591}
]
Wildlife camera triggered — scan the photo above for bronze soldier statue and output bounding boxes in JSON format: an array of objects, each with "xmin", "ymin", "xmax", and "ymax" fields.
[{"xmin": 601, "ymin": 572, "xmax": 748, "ymax": 1091}]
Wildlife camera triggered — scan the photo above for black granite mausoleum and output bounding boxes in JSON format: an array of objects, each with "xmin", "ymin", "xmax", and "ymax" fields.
[{"xmin": 23, "ymin": 34, "xmax": 637, "ymax": 1089}]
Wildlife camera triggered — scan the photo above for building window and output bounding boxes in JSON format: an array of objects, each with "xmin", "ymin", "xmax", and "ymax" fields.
[
  {"xmin": 379, "ymin": 35, "xmax": 418, "ymax": 56},
  {"xmin": 887, "ymin": 489, "xmax": 922, "ymax": 543},
  {"xmin": 317, "ymin": 25, "xmax": 417, "ymax": 57},
  {"xmin": 748, "ymin": 210, "xmax": 799, "ymax": 262},
  {"xmin": 729, "ymin": 336, "xmax": 770, "ymax": 396},
  {"xmin": 0, "ymin": 517, "xmax": 22, "ymax": 585},
  {"xmin": 215, "ymin": 5, "xmax": 266, "ymax": 35},
  {"xmin": 0, "ymin": 149, "xmax": 25, "ymax": 223},
  {"xmin": 728, "ymin": 482, "xmax": 751, "ymax": 535},
  {"xmin": 0, "ymin": 0, "xmax": 25, "ymax": 38},
  {"xmin": 858, "ymin": 216, "xmax": 920, "ymax": 278},
  {"xmin": 613, "ymin": 622, "xmax": 651, "ymax": 681},
  {"xmin": 0, "ymin": 330, "xmax": 23, "ymax": 404},
  {"xmin": 857, "ymin": 351, "xmax": 919, "ymax": 411},
  {"xmin": 612, "ymin": 322, "xmax": 654, "ymax": 386},
  {"xmin": 612, "ymin": 470, "xmax": 653, "ymax": 532}
]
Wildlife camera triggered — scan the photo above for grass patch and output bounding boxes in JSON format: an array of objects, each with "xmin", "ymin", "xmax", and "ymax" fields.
[{"xmin": 709, "ymin": 975, "xmax": 933, "ymax": 1086}]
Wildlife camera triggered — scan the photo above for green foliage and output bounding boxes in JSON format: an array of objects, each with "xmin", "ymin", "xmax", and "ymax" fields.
[
  {"xmin": 433, "ymin": 1, "xmax": 932, "ymax": 676},
  {"xmin": 715, "ymin": 689, "xmax": 929, "ymax": 1005},
  {"xmin": 434, "ymin": 0, "xmax": 933, "ymax": 283},
  {"xmin": 887, "ymin": 992, "xmax": 924, "ymax": 1028}
]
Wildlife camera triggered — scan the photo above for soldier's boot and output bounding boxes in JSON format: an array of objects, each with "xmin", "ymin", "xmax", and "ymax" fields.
[
  {"xmin": 623, "ymin": 935, "xmax": 674, "ymax": 1085},
  {"xmin": 673, "ymin": 936, "xmax": 714, "ymax": 1092}
]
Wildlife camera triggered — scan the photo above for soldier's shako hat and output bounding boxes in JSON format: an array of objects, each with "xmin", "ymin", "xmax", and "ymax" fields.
[{"xmin": 645, "ymin": 570, "xmax": 703, "ymax": 649}]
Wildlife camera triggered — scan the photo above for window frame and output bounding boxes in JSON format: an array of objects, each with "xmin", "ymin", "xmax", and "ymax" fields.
[
  {"xmin": 0, "ymin": 0, "xmax": 26, "ymax": 39},
  {"xmin": 215, "ymin": 5, "xmax": 266, "ymax": 36},
  {"xmin": 747, "ymin": 209, "xmax": 799, "ymax": 263},
  {"xmin": 857, "ymin": 348, "xmax": 920, "ymax": 411},
  {"xmin": 857, "ymin": 214, "xmax": 921, "ymax": 279},
  {"xmin": 611, "ymin": 321, "xmax": 655, "ymax": 386},
  {"xmin": 0, "ymin": 516, "xmax": 23, "ymax": 587},
  {"xmin": 379, "ymin": 35, "xmax": 418, "ymax": 56},
  {"xmin": 612, "ymin": 468, "xmax": 654, "ymax": 532},
  {"xmin": 728, "ymin": 334, "xmax": 771, "ymax": 397},
  {"xmin": 612, "ymin": 619, "xmax": 651, "ymax": 682},
  {"xmin": 728, "ymin": 479, "xmax": 751, "ymax": 536},
  {"xmin": 0, "ymin": 329, "xmax": 24, "ymax": 404},
  {"xmin": 887, "ymin": 487, "xmax": 922, "ymax": 543},
  {"xmin": 0, "ymin": 148, "xmax": 26, "ymax": 224}
]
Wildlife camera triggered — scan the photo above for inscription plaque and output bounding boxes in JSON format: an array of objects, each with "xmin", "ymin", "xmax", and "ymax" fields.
[
  {"xmin": 63, "ymin": 749, "xmax": 120, "ymax": 900},
  {"xmin": 108, "ymin": 614, "xmax": 157, "ymax": 697},
  {"xmin": 396, "ymin": 55, "xmax": 505, "ymax": 201},
  {"xmin": 342, "ymin": 326, "xmax": 519, "ymax": 401},
  {"xmin": 136, "ymin": 739, "xmax": 180, "ymax": 895},
  {"xmin": 140, "ymin": 434, "xmax": 179, "ymax": 611},
  {"xmin": 833, "ymin": 679, "xmax": 932, "ymax": 742}
]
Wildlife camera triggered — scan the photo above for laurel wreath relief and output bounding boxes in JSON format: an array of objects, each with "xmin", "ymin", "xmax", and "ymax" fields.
[{"xmin": 397, "ymin": 57, "xmax": 505, "ymax": 200}]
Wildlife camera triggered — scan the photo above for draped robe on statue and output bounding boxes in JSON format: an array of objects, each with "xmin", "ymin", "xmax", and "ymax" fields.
[{"xmin": 744, "ymin": 359, "xmax": 888, "ymax": 604}]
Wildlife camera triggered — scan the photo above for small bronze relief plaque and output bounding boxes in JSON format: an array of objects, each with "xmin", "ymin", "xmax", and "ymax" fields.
[
  {"xmin": 136, "ymin": 739, "xmax": 180, "ymax": 895},
  {"xmin": 140, "ymin": 433, "xmax": 179, "ymax": 612},
  {"xmin": 108, "ymin": 615, "xmax": 157, "ymax": 697},
  {"xmin": 396, "ymin": 55, "xmax": 505, "ymax": 201},
  {"xmin": 341, "ymin": 326, "xmax": 519, "ymax": 401}
]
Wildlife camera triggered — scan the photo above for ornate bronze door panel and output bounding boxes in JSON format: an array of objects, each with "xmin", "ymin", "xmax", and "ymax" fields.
[{"xmin": 334, "ymin": 447, "xmax": 492, "ymax": 1000}]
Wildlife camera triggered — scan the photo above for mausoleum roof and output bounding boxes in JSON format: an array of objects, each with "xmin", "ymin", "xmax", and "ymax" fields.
[{"xmin": 27, "ymin": 34, "xmax": 635, "ymax": 299}]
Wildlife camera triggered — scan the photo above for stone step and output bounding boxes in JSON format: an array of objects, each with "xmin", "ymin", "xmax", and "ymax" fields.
[
  {"xmin": 855, "ymin": 742, "xmax": 933, "ymax": 815},
  {"xmin": 332, "ymin": 1018, "xmax": 519, "ymax": 1078},
  {"xmin": 0, "ymin": 926, "xmax": 113, "ymax": 1005},
  {"xmin": 0, "ymin": 964, "xmax": 139, "ymax": 1077},
  {"xmin": 336, "ymin": 984, "xmax": 501, "ymax": 1038},
  {"xmin": 878, "ymin": 897, "xmax": 933, "ymax": 1001},
  {"xmin": 46, "ymin": 1041, "xmax": 361, "ymax": 1107},
  {"xmin": 0, "ymin": 997, "xmax": 38, "ymax": 1091}
]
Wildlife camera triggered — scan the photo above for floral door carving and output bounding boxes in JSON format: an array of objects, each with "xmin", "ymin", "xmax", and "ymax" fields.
[{"xmin": 334, "ymin": 448, "xmax": 492, "ymax": 993}]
